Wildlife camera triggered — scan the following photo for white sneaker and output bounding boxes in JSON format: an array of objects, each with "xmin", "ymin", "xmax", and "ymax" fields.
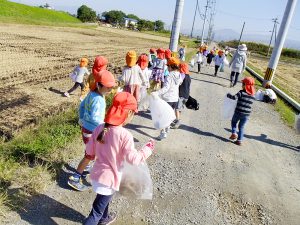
[
  {"xmin": 165, "ymin": 127, "xmax": 170, "ymax": 133},
  {"xmin": 158, "ymin": 132, "xmax": 167, "ymax": 140},
  {"xmin": 64, "ymin": 92, "xmax": 70, "ymax": 97}
]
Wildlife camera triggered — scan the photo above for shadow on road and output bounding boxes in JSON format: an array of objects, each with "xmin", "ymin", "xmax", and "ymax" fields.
[
  {"xmin": 126, "ymin": 122, "xmax": 156, "ymax": 139},
  {"xmin": 48, "ymin": 87, "xmax": 64, "ymax": 95},
  {"xmin": 194, "ymin": 71, "xmax": 231, "ymax": 82},
  {"xmin": 180, "ymin": 124, "xmax": 230, "ymax": 142},
  {"xmin": 6, "ymin": 188, "xmax": 85, "ymax": 225},
  {"xmin": 191, "ymin": 77, "xmax": 227, "ymax": 87},
  {"xmin": 224, "ymin": 128, "xmax": 299, "ymax": 152}
]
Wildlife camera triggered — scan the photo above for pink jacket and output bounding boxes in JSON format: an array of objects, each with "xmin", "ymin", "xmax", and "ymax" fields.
[{"xmin": 85, "ymin": 124, "xmax": 154, "ymax": 191}]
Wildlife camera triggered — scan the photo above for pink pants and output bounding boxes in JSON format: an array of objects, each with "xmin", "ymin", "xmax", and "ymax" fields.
[{"xmin": 124, "ymin": 84, "xmax": 140, "ymax": 102}]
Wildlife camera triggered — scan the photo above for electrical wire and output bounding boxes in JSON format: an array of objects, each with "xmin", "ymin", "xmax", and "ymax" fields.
[{"xmin": 216, "ymin": 9, "xmax": 272, "ymax": 21}]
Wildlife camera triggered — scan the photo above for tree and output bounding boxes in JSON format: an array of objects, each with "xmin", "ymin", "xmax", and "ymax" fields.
[
  {"xmin": 137, "ymin": 19, "xmax": 155, "ymax": 31},
  {"xmin": 126, "ymin": 14, "xmax": 140, "ymax": 21},
  {"xmin": 154, "ymin": 20, "xmax": 164, "ymax": 31},
  {"xmin": 77, "ymin": 5, "xmax": 97, "ymax": 22},
  {"xmin": 103, "ymin": 10, "xmax": 126, "ymax": 25}
]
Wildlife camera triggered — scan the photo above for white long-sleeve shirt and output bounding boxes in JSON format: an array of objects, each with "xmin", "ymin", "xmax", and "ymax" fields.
[{"xmin": 121, "ymin": 65, "xmax": 145, "ymax": 86}]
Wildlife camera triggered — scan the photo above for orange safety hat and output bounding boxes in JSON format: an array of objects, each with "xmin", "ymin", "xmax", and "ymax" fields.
[
  {"xmin": 80, "ymin": 58, "xmax": 89, "ymax": 67},
  {"xmin": 92, "ymin": 56, "xmax": 108, "ymax": 75},
  {"xmin": 137, "ymin": 54, "xmax": 148, "ymax": 70},
  {"xmin": 179, "ymin": 63, "xmax": 189, "ymax": 74},
  {"xmin": 94, "ymin": 70, "xmax": 116, "ymax": 88},
  {"xmin": 167, "ymin": 57, "xmax": 180, "ymax": 66},
  {"xmin": 150, "ymin": 48, "xmax": 156, "ymax": 54},
  {"xmin": 105, "ymin": 92, "xmax": 138, "ymax": 126},
  {"xmin": 126, "ymin": 50, "xmax": 137, "ymax": 67},
  {"xmin": 218, "ymin": 50, "xmax": 224, "ymax": 56},
  {"xmin": 241, "ymin": 77, "xmax": 256, "ymax": 96},
  {"xmin": 165, "ymin": 49, "xmax": 172, "ymax": 59},
  {"xmin": 156, "ymin": 48, "xmax": 165, "ymax": 59}
]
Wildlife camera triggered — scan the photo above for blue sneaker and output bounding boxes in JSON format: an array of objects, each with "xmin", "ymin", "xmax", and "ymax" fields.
[
  {"xmin": 98, "ymin": 212, "xmax": 117, "ymax": 225},
  {"xmin": 68, "ymin": 175, "xmax": 88, "ymax": 191}
]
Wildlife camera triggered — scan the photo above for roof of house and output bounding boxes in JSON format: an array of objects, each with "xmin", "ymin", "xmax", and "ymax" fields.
[{"xmin": 123, "ymin": 17, "xmax": 138, "ymax": 23}]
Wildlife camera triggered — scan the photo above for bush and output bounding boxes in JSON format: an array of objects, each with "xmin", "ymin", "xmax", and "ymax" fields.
[{"xmin": 77, "ymin": 5, "xmax": 97, "ymax": 22}]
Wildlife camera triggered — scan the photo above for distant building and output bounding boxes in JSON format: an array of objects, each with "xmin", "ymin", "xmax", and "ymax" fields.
[{"xmin": 124, "ymin": 17, "xmax": 138, "ymax": 28}]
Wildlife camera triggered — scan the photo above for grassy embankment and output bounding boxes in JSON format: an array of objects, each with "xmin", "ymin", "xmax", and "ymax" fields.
[{"xmin": 0, "ymin": 0, "xmax": 96, "ymax": 28}]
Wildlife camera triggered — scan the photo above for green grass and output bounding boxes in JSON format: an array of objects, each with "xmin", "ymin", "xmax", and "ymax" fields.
[{"xmin": 0, "ymin": 0, "xmax": 87, "ymax": 27}]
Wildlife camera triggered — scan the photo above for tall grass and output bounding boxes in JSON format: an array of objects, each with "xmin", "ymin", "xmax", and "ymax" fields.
[{"xmin": 0, "ymin": 0, "xmax": 82, "ymax": 26}]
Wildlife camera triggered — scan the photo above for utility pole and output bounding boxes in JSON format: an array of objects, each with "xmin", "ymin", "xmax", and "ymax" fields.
[
  {"xmin": 263, "ymin": 0, "xmax": 298, "ymax": 86},
  {"xmin": 207, "ymin": 0, "xmax": 216, "ymax": 44},
  {"xmin": 190, "ymin": 0, "xmax": 198, "ymax": 38},
  {"xmin": 237, "ymin": 22, "xmax": 245, "ymax": 46},
  {"xmin": 170, "ymin": 0, "xmax": 185, "ymax": 52},
  {"xmin": 267, "ymin": 18, "xmax": 278, "ymax": 57},
  {"xmin": 200, "ymin": 0, "xmax": 210, "ymax": 45}
]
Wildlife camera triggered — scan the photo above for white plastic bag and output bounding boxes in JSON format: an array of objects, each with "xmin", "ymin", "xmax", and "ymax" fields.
[
  {"xmin": 189, "ymin": 58, "xmax": 195, "ymax": 67},
  {"xmin": 223, "ymin": 57, "xmax": 229, "ymax": 66},
  {"xmin": 149, "ymin": 95, "xmax": 176, "ymax": 129},
  {"xmin": 119, "ymin": 161, "xmax": 153, "ymax": 200},
  {"xmin": 255, "ymin": 89, "xmax": 265, "ymax": 101},
  {"xmin": 295, "ymin": 114, "xmax": 300, "ymax": 134},
  {"xmin": 138, "ymin": 88, "xmax": 150, "ymax": 111},
  {"xmin": 222, "ymin": 95, "xmax": 237, "ymax": 120},
  {"xmin": 69, "ymin": 72, "xmax": 77, "ymax": 82}
]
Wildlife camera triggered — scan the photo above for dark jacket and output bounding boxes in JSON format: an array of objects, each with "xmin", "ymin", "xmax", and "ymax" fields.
[{"xmin": 179, "ymin": 74, "xmax": 191, "ymax": 99}]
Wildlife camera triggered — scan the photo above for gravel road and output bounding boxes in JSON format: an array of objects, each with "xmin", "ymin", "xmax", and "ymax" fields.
[{"xmin": 4, "ymin": 64, "xmax": 300, "ymax": 225}]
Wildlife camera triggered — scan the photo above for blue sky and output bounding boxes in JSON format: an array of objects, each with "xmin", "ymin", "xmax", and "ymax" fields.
[{"xmin": 10, "ymin": 0, "xmax": 300, "ymax": 40}]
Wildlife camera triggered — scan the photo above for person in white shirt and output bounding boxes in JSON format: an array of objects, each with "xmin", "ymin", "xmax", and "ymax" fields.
[{"xmin": 213, "ymin": 50, "xmax": 225, "ymax": 76}]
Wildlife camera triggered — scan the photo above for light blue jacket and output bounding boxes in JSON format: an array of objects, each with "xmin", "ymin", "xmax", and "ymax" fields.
[{"xmin": 79, "ymin": 91, "xmax": 106, "ymax": 132}]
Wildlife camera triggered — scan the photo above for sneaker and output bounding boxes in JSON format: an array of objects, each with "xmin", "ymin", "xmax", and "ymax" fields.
[
  {"xmin": 84, "ymin": 164, "xmax": 92, "ymax": 172},
  {"xmin": 68, "ymin": 176, "xmax": 88, "ymax": 191},
  {"xmin": 64, "ymin": 92, "xmax": 70, "ymax": 97},
  {"xmin": 234, "ymin": 140, "xmax": 242, "ymax": 146},
  {"xmin": 165, "ymin": 127, "xmax": 170, "ymax": 133},
  {"xmin": 157, "ymin": 132, "xmax": 167, "ymax": 140},
  {"xmin": 98, "ymin": 212, "xmax": 117, "ymax": 225},
  {"xmin": 170, "ymin": 119, "xmax": 177, "ymax": 127},
  {"xmin": 229, "ymin": 133, "xmax": 238, "ymax": 140},
  {"xmin": 171, "ymin": 120, "xmax": 181, "ymax": 129}
]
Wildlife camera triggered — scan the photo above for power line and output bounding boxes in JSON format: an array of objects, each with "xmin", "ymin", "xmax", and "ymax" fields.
[{"xmin": 216, "ymin": 9, "xmax": 273, "ymax": 21}]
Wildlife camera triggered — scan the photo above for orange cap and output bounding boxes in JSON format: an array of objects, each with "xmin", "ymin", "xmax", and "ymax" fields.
[
  {"xmin": 92, "ymin": 56, "xmax": 108, "ymax": 75},
  {"xmin": 105, "ymin": 92, "xmax": 138, "ymax": 126},
  {"xmin": 94, "ymin": 70, "xmax": 116, "ymax": 88},
  {"xmin": 80, "ymin": 58, "xmax": 88, "ymax": 67},
  {"xmin": 167, "ymin": 57, "xmax": 180, "ymax": 66},
  {"xmin": 242, "ymin": 77, "xmax": 256, "ymax": 96},
  {"xmin": 126, "ymin": 51, "xmax": 137, "ymax": 67},
  {"xmin": 138, "ymin": 54, "xmax": 148, "ymax": 70},
  {"xmin": 165, "ymin": 49, "xmax": 172, "ymax": 59},
  {"xmin": 157, "ymin": 48, "xmax": 165, "ymax": 59},
  {"xmin": 179, "ymin": 63, "xmax": 189, "ymax": 74}
]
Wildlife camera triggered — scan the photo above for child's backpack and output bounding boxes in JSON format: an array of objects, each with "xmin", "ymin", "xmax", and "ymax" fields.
[{"xmin": 185, "ymin": 96, "xmax": 199, "ymax": 110}]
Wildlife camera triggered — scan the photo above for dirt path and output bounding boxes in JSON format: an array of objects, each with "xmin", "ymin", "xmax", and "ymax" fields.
[{"xmin": 3, "ymin": 62, "xmax": 300, "ymax": 225}]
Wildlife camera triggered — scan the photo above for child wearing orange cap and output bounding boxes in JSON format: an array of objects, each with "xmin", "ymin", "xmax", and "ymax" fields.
[
  {"xmin": 64, "ymin": 58, "xmax": 90, "ymax": 98},
  {"xmin": 121, "ymin": 51, "xmax": 146, "ymax": 102},
  {"xmin": 213, "ymin": 50, "xmax": 225, "ymax": 76},
  {"xmin": 227, "ymin": 77, "xmax": 256, "ymax": 146},
  {"xmin": 137, "ymin": 54, "xmax": 151, "ymax": 102},
  {"xmin": 152, "ymin": 57, "xmax": 182, "ymax": 140},
  {"xmin": 82, "ymin": 92, "xmax": 155, "ymax": 225},
  {"xmin": 68, "ymin": 67, "xmax": 116, "ymax": 191},
  {"xmin": 171, "ymin": 62, "xmax": 191, "ymax": 129}
]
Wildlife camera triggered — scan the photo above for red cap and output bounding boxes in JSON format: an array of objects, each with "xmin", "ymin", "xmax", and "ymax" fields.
[
  {"xmin": 242, "ymin": 77, "xmax": 256, "ymax": 96},
  {"xmin": 157, "ymin": 48, "xmax": 165, "ymax": 59},
  {"xmin": 138, "ymin": 54, "xmax": 148, "ymax": 70},
  {"xmin": 92, "ymin": 56, "xmax": 108, "ymax": 76},
  {"xmin": 105, "ymin": 92, "xmax": 138, "ymax": 126},
  {"xmin": 179, "ymin": 63, "xmax": 189, "ymax": 74},
  {"xmin": 165, "ymin": 49, "xmax": 172, "ymax": 59},
  {"xmin": 94, "ymin": 70, "xmax": 116, "ymax": 88}
]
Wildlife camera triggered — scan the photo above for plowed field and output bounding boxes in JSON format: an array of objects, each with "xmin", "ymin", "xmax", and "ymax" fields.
[{"xmin": 0, "ymin": 24, "xmax": 169, "ymax": 139}]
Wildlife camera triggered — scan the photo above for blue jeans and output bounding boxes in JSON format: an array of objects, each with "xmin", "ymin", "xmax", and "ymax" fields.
[
  {"xmin": 231, "ymin": 112, "xmax": 249, "ymax": 141},
  {"xmin": 83, "ymin": 194, "xmax": 113, "ymax": 225}
]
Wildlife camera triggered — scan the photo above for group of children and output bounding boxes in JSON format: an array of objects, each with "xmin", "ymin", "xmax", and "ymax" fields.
[{"xmin": 62, "ymin": 40, "xmax": 261, "ymax": 224}]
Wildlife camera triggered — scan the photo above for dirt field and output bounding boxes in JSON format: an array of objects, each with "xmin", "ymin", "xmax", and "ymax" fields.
[
  {"xmin": 247, "ymin": 54, "xmax": 300, "ymax": 102},
  {"xmin": 0, "ymin": 24, "xmax": 169, "ymax": 139}
]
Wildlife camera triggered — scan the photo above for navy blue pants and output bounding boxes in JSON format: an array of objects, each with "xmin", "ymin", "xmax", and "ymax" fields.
[{"xmin": 83, "ymin": 194, "xmax": 113, "ymax": 225}]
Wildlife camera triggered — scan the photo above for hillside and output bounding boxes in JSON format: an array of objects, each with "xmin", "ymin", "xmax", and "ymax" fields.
[{"xmin": 0, "ymin": 0, "xmax": 82, "ymax": 26}]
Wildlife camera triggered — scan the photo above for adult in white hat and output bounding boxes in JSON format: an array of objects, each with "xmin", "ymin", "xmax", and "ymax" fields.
[{"xmin": 229, "ymin": 44, "xmax": 247, "ymax": 87}]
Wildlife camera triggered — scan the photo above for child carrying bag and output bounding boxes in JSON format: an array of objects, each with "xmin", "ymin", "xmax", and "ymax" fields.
[{"xmin": 222, "ymin": 95, "xmax": 237, "ymax": 120}]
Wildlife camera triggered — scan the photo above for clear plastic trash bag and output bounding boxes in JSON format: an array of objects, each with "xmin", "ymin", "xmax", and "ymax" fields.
[
  {"xmin": 138, "ymin": 87, "xmax": 150, "ymax": 111},
  {"xmin": 223, "ymin": 57, "xmax": 229, "ymax": 66},
  {"xmin": 255, "ymin": 89, "xmax": 265, "ymax": 101},
  {"xmin": 222, "ymin": 95, "xmax": 237, "ymax": 120},
  {"xmin": 149, "ymin": 95, "xmax": 176, "ymax": 129},
  {"xmin": 189, "ymin": 58, "xmax": 195, "ymax": 67},
  {"xmin": 119, "ymin": 161, "xmax": 153, "ymax": 200}
]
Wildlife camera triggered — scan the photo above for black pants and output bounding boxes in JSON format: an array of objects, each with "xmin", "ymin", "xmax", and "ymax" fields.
[
  {"xmin": 67, "ymin": 82, "xmax": 84, "ymax": 94},
  {"xmin": 230, "ymin": 71, "xmax": 240, "ymax": 86},
  {"xmin": 197, "ymin": 63, "xmax": 201, "ymax": 73},
  {"xmin": 214, "ymin": 65, "xmax": 220, "ymax": 76}
]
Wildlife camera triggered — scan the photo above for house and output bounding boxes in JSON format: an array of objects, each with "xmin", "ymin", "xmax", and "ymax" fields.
[{"xmin": 124, "ymin": 17, "xmax": 138, "ymax": 28}]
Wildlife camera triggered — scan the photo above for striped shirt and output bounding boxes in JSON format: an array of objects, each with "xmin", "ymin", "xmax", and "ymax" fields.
[{"xmin": 228, "ymin": 90, "xmax": 255, "ymax": 115}]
